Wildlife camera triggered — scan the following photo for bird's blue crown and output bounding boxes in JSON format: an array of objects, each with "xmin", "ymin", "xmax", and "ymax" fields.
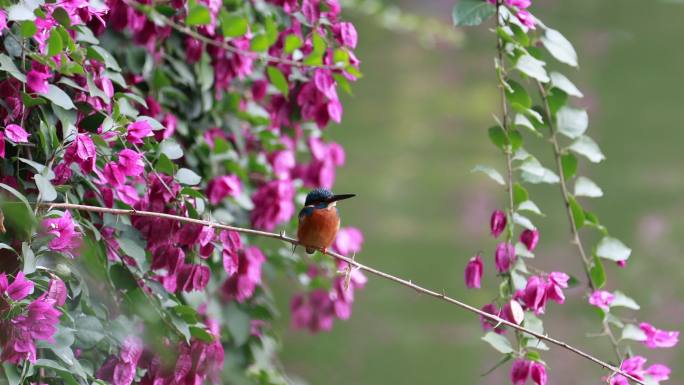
[{"xmin": 304, "ymin": 188, "xmax": 334, "ymax": 206}]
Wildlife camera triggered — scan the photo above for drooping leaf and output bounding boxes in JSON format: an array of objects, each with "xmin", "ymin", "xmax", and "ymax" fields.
[
  {"xmin": 611, "ymin": 291, "xmax": 640, "ymax": 310},
  {"xmin": 267, "ymin": 66, "xmax": 289, "ymax": 98},
  {"xmin": 518, "ymin": 200, "xmax": 543, "ymax": 216},
  {"xmin": 175, "ymin": 168, "xmax": 202, "ymax": 185},
  {"xmin": 520, "ymin": 157, "xmax": 560, "ymax": 184},
  {"xmin": 561, "ymin": 153, "xmax": 577, "ymax": 180},
  {"xmin": 541, "ymin": 28, "xmax": 578, "ymax": 67},
  {"xmin": 568, "ymin": 195, "xmax": 585, "ymax": 228},
  {"xmin": 471, "ymin": 165, "xmax": 505, "ymax": 185},
  {"xmin": 48, "ymin": 29, "xmax": 64, "ymax": 57},
  {"xmin": 515, "ymin": 54, "xmax": 550, "ymax": 83},
  {"xmin": 568, "ymin": 135, "xmax": 605, "ymax": 163},
  {"xmin": 34, "ymin": 174, "xmax": 57, "ymax": 201},
  {"xmin": 451, "ymin": 0, "xmax": 496, "ymax": 26},
  {"xmin": 550, "ymin": 72, "xmax": 583, "ymax": 97},
  {"xmin": 220, "ymin": 11, "xmax": 248, "ymax": 37},
  {"xmin": 596, "ymin": 236, "xmax": 631, "ymax": 262},
  {"xmin": 44, "ymin": 85, "xmax": 76, "ymax": 110},
  {"xmin": 488, "ymin": 125, "xmax": 507, "ymax": 150},
  {"xmin": 574, "ymin": 176, "xmax": 603, "ymax": 198},
  {"xmin": 621, "ymin": 324, "xmax": 647, "ymax": 342},
  {"xmin": 481, "ymin": 332, "xmax": 515, "ymax": 354},
  {"xmin": 556, "ymin": 106, "xmax": 588, "ymax": 139},
  {"xmin": 512, "ymin": 183, "xmax": 529, "ymax": 205},
  {"xmin": 0, "ymin": 54, "xmax": 27, "ymax": 82},
  {"xmin": 505, "ymin": 80, "xmax": 532, "ymax": 110},
  {"xmin": 590, "ymin": 254, "xmax": 606, "ymax": 289}
]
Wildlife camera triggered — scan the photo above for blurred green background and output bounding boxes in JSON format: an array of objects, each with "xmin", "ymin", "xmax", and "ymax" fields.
[{"xmin": 274, "ymin": 0, "xmax": 684, "ymax": 384}]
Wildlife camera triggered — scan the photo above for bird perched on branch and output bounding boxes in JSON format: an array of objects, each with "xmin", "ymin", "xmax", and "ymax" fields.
[{"xmin": 297, "ymin": 188, "xmax": 355, "ymax": 254}]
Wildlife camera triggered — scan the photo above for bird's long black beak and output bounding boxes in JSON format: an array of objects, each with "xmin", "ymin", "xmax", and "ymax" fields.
[{"xmin": 330, "ymin": 193, "xmax": 356, "ymax": 202}]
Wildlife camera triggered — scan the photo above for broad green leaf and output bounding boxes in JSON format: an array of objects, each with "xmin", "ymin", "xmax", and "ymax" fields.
[
  {"xmin": 488, "ymin": 125, "xmax": 507, "ymax": 150},
  {"xmin": 88, "ymin": 46, "xmax": 121, "ymax": 71},
  {"xmin": 75, "ymin": 315, "xmax": 105, "ymax": 347},
  {"xmin": 611, "ymin": 291, "xmax": 640, "ymax": 310},
  {"xmin": 117, "ymin": 238, "xmax": 147, "ymax": 266},
  {"xmin": 509, "ymin": 130, "xmax": 523, "ymax": 152},
  {"xmin": 451, "ymin": 0, "xmax": 496, "ymax": 26},
  {"xmin": 541, "ymin": 28, "xmax": 578, "ymax": 67},
  {"xmin": 189, "ymin": 326, "xmax": 214, "ymax": 342},
  {"xmin": 568, "ymin": 135, "xmax": 605, "ymax": 163},
  {"xmin": 512, "ymin": 183, "xmax": 529, "ymax": 205},
  {"xmin": 520, "ymin": 157, "xmax": 560, "ymax": 184},
  {"xmin": 52, "ymin": 7, "xmax": 71, "ymax": 27},
  {"xmin": 48, "ymin": 29, "xmax": 64, "ymax": 56},
  {"xmin": 621, "ymin": 324, "xmax": 647, "ymax": 342},
  {"xmin": 225, "ymin": 303, "xmax": 251, "ymax": 346},
  {"xmin": 561, "ymin": 153, "xmax": 577, "ymax": 180},
  {"xmin": 518, "ymin": 200, "xmax": 543, "ymax": 216},
  {"xmin": 19, "ymin": 20, "xmax": 37, "ymax": 37},
  {"xmin": 34, "ymin": 359, "xmax": 79, "ymax": 385},
  {"xmin": 505, "ymin": 80, "xmax": 532, "ymax": 110},
  {"xmin": 515, "ymin": 54, "xmax": 549, "ymax": 83},
  {"xmin": 0, "ymin": 54, "xmax": 27, "ymax": 82},
  {"xmin": 155, "ymin": 154, "xmax": 175, "ymax": 175},
  {"xmin": 514, "ymin": 113, "xmax": 539, "ymax": 135},
  {"xmin": 547, "ymin": 88, "xmax": 568, "ymax": 115},
  {"xmin": 175, "ymin": 168, "xmax": 202, "ymax": 185},
  {"xmin": 186, "ymin": 4, "xmax": 211, "ymax": 26},
  {"xmin": 160, "ymin": 139, "xmax": 183, "ymax": 159},
  {"xmin": 22, "ymin": 242, "xmax": 36, "ymax": 274},
  {"xmin": 2, "ymin": 362, "xmax": 20, "ymax": 385},
  {"xmin": 574, "ymin": 176, "xmax": 603, "ymax": 198},
  {"xmin": 550, "ymin": 72, "xmax": 583, "ymax": 97},
  {"xmin": 596, "ymin": 237, "xmax": 631, "ymax": 262},
  {"xmin": 284, "ymin": 34, "xmax": 303, "ymax": 54},
  {"xmin": 266, "ymin": 66, "xmax": 289, "ymax": 98},
  {"xmin": 590, "ymin": 254, "xmax": 606, "ymax": 289},
  {"xmin": 34, "ymin": 174, "xmax": 57, "ymax": 201},
  {"xmin": 250, "ymin": 34, "xmax": 270, "ymax": 52},
  {"xmin": 515, "ymin": 242, "xmax": 534, "ymax": 258},
  {"xmin": 556, "ymin": 106, "xmax": 588, "ymax": 139},
  {"xmin": 471, "ymin": 165, "xmax": 505, "ymax": 185},
  {"xmin": 513, "ymin": 212, "xmax": 535, "ymax": 230},
  {"xmin": 44, "ymin": 85, "xmax": 76, "ymax": 109},
  {"xmin": 220, "ymin": 11, "xmax": 248, "ymax": 37},
  {"xmin": 568, "ymin": 195, "xmax": 585, "ymax": 228},
  {"xmin": 481, "ymin": 332, "xmax": 514, "ymax": 354},
  {"xmin": 7, "ymin": 0, "xmax": 40, "ymax": 21}
]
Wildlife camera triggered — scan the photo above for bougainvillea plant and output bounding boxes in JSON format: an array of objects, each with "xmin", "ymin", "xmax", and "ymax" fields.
[
  {"xmin": 455, "ymin": 0, "xmax": 678, "ymax": 384},
  {"xmin": 0, "ymin": 0, "xmax": 365, "ymax": 383}
]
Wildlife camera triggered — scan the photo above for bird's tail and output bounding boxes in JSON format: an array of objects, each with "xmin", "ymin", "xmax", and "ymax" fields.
[{"xmin": 306, "ymin": 247, "xmax": 316, "ymax": 254}]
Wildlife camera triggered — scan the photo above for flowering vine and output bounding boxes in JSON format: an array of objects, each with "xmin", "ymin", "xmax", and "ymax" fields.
[{"xmin": 454, "ymin": 0, "xmax": 678, "ymax": 384}]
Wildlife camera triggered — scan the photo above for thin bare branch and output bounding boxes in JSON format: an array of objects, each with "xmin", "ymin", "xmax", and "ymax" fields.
[{"xmin": 39, "ymin": 202, "xmax": 644, "ymax": 385}]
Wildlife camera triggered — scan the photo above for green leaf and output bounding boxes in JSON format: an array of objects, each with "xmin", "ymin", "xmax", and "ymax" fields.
[
  {"xmin": 488, "ymin": 125, "xmax": 507, "ymax": 150},
  {"xmin": 34, "ymin": 359, "xmax": 79, "ymax": 385},
  {"xmin": 284, "ymin": 34, "xmax": 303, "ymax": 54},
  {"xmin": 34, "ymin": 174, "xmax": 57, "ymax": 201},
  {"xmin": 2, "ymin": 362, "xmax": 20, "ymax": 385},
  {"xmin": 550, "ymin": 72, "xmax": 583, "ymax": 97},
  {"xmin": 220, "ymin": 11, "xmax": 248, "ymax": 37},
  {"xmin": 513, "ymin": 212, "xmax": 535, "ymax": 230},
  {"xmin": 44, "ymin": 85, "xmax": 76, "ymax": 109},
  {"xmin": 0, "ymin": 54, "xmax": 27, "ymax": 82},
  {"xmin": 568, "ymin": 195, "xmax": 585, "ymax": 228},
  {"xmin": 159, "ymin": 139, "xmax": 184, "ymax": 160},
  {"xmin": 48, "ymin": 29, "xmax": 64, "ymax": 56},
  {"xmin": 574, "ymin": 176, "xmax": 603, "ymax": 198},
  {"xmin": 75, "ymin": 315, "xmax": 105, "ymax": 347},
  {"xmin": 541, "ymin": 28, "xmax": 578, "ymax": 67},
  {"xmin": 52, "ymin": 7, "xmax": 71, "ymax": 27},
  {"xmin": 568, "ymin": 135, "xmax": 605, "ymax": 163},
  {"xmin": 481, "ymin": 332, "xmax": 514, "ymax": 354},
  {"xmin": 189, "ymin": 326, "xmax": 214, "ymax": 342},
  {"xmin": 560, "ymin": 153, "xmax": 577, "ymax": 180},
  {"xmin": 155, "ymin": 153, "xmax": 175, "ymax": 175},
  {"xmin": 556, "ymin": 106, "xmax": 588, "ymax": 139},
  {"xmin": 250, "ymin": 34, "xmax": 270, "ymax": 52},
  {"xmin": 518, "ymin": 200, "xmax": 543, "ymax": 216},
  {"xmin": 87, "ymin": 46, "xmax": 121, "ymax": 71},
  {"xmin": 611, "ymin": 291, "xmax": 640, "ymax": 310},
  {"xmin": 186, "ymin": 4, "xmax": 211, "ymax": 26},
  {"xmin": 471, "ymin": 165, "xmax": 505, "ymax": 185},
  {"xmin": 451, "ymin": 0, "xmax": 496, "ymax": 26},
  {"xmin": 596, "ymin": 236, "xmax": 631, "ymax": 262},
  {"xmin": 590, "ymin": 254, "xmax": 606, "ymax": 289},
  {"xmin": 19, "ymin": 20, "xmax": 37, "ymax": 37},
  {"xmin": 513, "ymin": 183, "xmax": 528, "ymax": 205},
  {"xmin": 515, "ymin": 54, "xmax": 550, "ymax": 83},
  {"xmin": 109, "ymin": 264, "xmax": 137, "ymax": 291},
  {"xmin": 225, "ymin": 303, "xmax": 251, "ymax": 346},
  {"xmin": 7, "ymin": 1, "xmax": 39, "ymax": 21},
  {"xmin": 117, "ymin": 238, "xmax": 147, "ymax": 266},
  {"xmin": 505, "ymin": 80, "xmax": 532, "ymax": 110},
  {"xmin": 266, "ymin": 66, "xmax": 289, "ymax": 98},
  {"xmin": 520, "ymin": 157, "xmax": 560, "ymax": 184},
  {"xmin": 546, "ymin": 89, "xmax": 568, "ymax": 115},
  {"xmin": 509, "ymin": 130, "xmax": 523, "ymax": 152},
  {"xmin": 621, "ymin": 324, "xmax": 647, "ymax": 342},
  {"xmin": 175, "ymin": 168, "xmax": 202, "ymax": 185}
]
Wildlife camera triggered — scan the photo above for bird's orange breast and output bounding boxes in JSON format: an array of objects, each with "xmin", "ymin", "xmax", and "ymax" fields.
[{"xmin": 297, "ymin": 207, "xmax": 340, "ymax": 251}]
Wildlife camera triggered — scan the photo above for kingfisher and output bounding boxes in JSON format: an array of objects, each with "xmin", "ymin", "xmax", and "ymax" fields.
[{"xmin": 297, "ymin": 188, "xmax": 355, "ymax": 254}]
